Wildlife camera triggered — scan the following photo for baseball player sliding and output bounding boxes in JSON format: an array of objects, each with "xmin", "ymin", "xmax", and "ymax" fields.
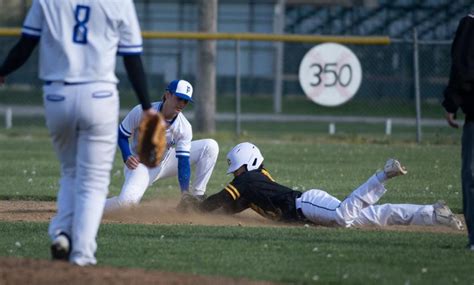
[
  {"xmin": 196, "ymin": 142, "xmax": 464, "ymax": 230},
  {"xmin": 104, "ymin": 79, "xmax": 219, "ymax": 213},
  {"xmin": 0, "ymin": 0, "xmax": 154, "ymax": 266}
]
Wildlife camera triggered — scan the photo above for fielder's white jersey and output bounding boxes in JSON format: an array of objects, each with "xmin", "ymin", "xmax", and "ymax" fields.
[
  {"xmin": 22, "ymin": 0, "xmax": 143, "ymax": 83},
  {"xmin": 120, "ymin": 102, "xmax": 192, "ymax": 163}
]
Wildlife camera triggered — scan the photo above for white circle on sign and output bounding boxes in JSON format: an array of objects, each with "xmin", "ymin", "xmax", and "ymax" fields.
[{"xmin": 298, "ymin": 43, "xmax": 362, "ymax": 107}]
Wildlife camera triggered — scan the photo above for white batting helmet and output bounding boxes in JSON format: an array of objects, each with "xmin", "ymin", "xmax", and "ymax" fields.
[{"xmin": 226, "ymin": 142, "xmax": 264, "ymax": 174}]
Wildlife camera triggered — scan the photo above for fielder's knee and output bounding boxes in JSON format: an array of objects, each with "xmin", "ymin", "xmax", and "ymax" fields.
[
  {"xmin": 117, "ymin": 195, "xmax": 141, "ymax": 209},
  {"xmin": 203, "ymin": 139, "xmax": 219, "ymax": 160}
]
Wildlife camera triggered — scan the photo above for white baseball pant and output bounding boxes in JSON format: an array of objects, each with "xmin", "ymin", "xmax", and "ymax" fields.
[
  {"xmin": 297, "ymin": 174, "xmax": 437, "ymax": 227},
  {"xmin": 46, "ymin": 82, "xmax": 119, "ymax": 266},
  {"xmin": 104, "ymin": 139, "xmax": 219, "ymax": 212}
]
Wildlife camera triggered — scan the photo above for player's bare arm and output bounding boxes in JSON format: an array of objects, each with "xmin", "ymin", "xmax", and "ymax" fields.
[
  {"xmin": 445, "ymin": 112, "xmax": 459, "ymax": 129},
  {"xmin": 125, "ymin": 155, "xmax": 141, "ymax": 170}
]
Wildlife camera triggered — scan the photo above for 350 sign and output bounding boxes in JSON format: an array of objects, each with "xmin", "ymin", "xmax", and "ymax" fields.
[{"xmin": 298, "ymin": 43, "xmax": 362, "ymax": 107}]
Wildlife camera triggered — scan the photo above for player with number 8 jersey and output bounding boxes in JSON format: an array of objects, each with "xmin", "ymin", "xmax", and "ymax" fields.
[
  {"xmin": 0, "ymin": 0, "xmax": 154, "ymax": 266},
  {"xmin": 24, "ymin": 1, "xmax": 143, "ymax": 83}
]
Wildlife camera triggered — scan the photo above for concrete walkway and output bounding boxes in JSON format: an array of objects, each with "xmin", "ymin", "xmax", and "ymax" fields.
[{"xmin": 0, "ymin": 104, "xmax": 446, "ymax": 127}]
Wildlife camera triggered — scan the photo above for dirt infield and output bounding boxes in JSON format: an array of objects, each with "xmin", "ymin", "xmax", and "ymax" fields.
[
  {"xmin": 0, "ymin": 199, "xmax": 280, "ymax": 226},
  {"xmin": 0, "ymin": 199, "xmax": 465, "ymax": 284},
  {"xmin": 0, "ymin": 257, "xmax": 276, "ymax": 285},
  {"xmin": 0, "ymin": 199, "xmax": 282, "ymax": 285},
  {"xmin": 0, "ymin": 199, "xmax": 465, "ymax": 233}
]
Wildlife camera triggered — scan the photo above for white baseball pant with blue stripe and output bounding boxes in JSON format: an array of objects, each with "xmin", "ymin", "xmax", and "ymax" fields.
[
  {"xmin": 297, "ymin": 174, "xmax": 437, "ymax": 227},
  {"xmin": 46, "ymin": 82, "xmax": 119, "ymax": 266},
  {"xmin": 104, "ymin": 139, "xmax": 218, "ymax": 213}
]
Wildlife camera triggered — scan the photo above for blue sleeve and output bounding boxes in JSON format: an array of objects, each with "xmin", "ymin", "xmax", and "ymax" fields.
[
  {"xmin": 118, "ymin": 129, "xmax": 132, "ymax": 162},
  {"xmin": 177, "ymin": 155, "xmax": 191, "ymax": 192}
]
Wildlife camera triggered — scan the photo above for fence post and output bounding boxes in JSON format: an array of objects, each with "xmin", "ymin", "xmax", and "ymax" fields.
[
  {"xmin": 273, "ymin": 0, "xmax": 285, "ymax": 114},
  {"xmin": 329, "ymin": 123, "xmax": 335, "ymax": 135},
  {"xmin": 5, "ymin": 107, "xmax": 12, "ymax": 129},
  {"xmin": 235, "ymin": 39, "xmax": 241, "ymax": 136},
  {"xmin": 385, "ymin": 118, "xmax": 392, "ymax": 135},
  {"xmin": 413, "ymin": 28, "xmax": 422, "ymax": 143}
]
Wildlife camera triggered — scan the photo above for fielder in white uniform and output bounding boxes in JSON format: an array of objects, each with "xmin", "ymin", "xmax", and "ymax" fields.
[
  {"xmin": 104, "ymin": 79, "xmax": 219, "ymax": 213},
  {"xmin": 198, "ymin": 142, "xmax": 464, "ymax": 231},
  {"xmin": 0, "ymin": 0, "xmax": 154, "ymax": 266}
]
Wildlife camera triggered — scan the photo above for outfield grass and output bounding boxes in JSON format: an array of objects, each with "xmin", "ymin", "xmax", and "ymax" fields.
[
  {"xmin": 0, "ymin": 126, "xmax": 472, "ymax": 284},
  {"xmin": 0, "ymin": 127, "xmax": 463, "ymax": 210}
]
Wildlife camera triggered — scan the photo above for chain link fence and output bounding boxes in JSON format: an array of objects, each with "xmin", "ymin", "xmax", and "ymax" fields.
[
  {"xmin": 0, "ymin": 0, "xmax": 458, "ymax": 142},
  {"xmin": 0, "ymin": 33, "xmax": 453, "ymax": 137}
]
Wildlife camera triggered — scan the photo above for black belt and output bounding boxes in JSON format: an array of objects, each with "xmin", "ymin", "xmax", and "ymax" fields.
[
  {"xmin": 296, "ymin": 208, "xmax": 305, "ymax": 220},
  {"xmin": 295, "ymin": 192, "xmax": 305, "ymax": 220},
  {"xmin": 45, "ymin": 81, "xmax": 90, "ymax": 86}
]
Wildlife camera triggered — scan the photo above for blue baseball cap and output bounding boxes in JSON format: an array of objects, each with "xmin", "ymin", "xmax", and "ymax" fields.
[{"xmin": 166, "ymin": 79, "xmax": 193, "ymax": 102}]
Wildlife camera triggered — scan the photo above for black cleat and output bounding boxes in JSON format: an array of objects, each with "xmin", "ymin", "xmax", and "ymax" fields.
[
  {"xmin": 51, "ymin": 233, "xmax": 71, "ymax": 261},
  {"xmin": 194, "ymin": 194, "xmax": 208, "ymax": 202}
]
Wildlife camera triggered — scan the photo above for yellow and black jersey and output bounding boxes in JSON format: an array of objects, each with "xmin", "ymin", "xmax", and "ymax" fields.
[{"xmin": 199, "ymin": 168, "xmax": 303, "ymax": 222}]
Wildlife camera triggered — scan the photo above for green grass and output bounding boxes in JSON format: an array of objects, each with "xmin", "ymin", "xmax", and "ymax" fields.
[
  {"xmin": 0, "ymin": 126, "xmax": 471, "ymax": 284},
  {"xmin": 0, "ymin": 222, "xmax": 472, "ymax": 284},
  {"xmin": 0, "ymin": 127, "xmax": 463, "ymax": 210},
  {"xmin": 0, "ymin": 108, "xmax": 463, "ymax": 145}
]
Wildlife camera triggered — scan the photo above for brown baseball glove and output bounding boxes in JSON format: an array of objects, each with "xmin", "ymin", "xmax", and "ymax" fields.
[{"xmin": 137, "ymin": 112, "xmax": 167, "ymax": 168}]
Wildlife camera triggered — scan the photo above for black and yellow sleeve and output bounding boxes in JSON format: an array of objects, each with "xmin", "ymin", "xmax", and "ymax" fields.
[
  {"xmin": 199, "ymin": 187, "xmax": 237, "ymax": 213},
  {"xmin": 260, "ymin": 168, "xmax": 275, "ymax": 182},
  {"xmin": 224, "ymin": 183, "xmax": 241, "ymax": 200}
]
